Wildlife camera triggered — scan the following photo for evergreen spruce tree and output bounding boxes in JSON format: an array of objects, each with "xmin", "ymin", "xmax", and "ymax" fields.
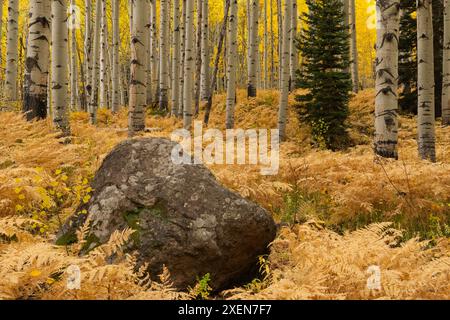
[{"xmin": 295, "ymin": 0, "xmax": 352, "ymax": 150}]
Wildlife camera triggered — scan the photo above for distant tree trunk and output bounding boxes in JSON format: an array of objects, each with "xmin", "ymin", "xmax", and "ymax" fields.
[
  {"xmin": 417, "ymin": 0, "xmax": 436, "ymax": 161},
  {"xmin": 225, "ymin": 0, "xmax": 238, "ymax": 129},
  {"xmin": 172, "ymin": 0, "xmax": 181, "ymax": 116},
  {"xmin": 84, "ymin": 0, "xmax": 92, "ymax": 108},
  {"xmin": 343, "ymin": 0, "xmax": 350, "ymax": 74},
  {"xmin": 51, "ymin": 0, "xmax": 70, "ymax": 136},
  {"xmin": 442, "ymin": 0, "xmax": 450, "ymax": 124},
  {"xmin": 128, "ymin": 0, "xmax": 147, "ymax": 135},
  {"xmin": 23, "ymin": 0, "xmax": 51, "ymax": 120},
  {"xmin": 263, "ymin": 0, "xmax": 268, "ymax": 89},
  {"xmin": 277, "ymin": 0, "xmax": 292, "ymax": 141},
  {"xmin": 289, "ymin": 0, "xmax": 298, "ymax": 91},
  {"xmin": 159, "ymin": 0, "xmax": 170, "ymax": 113},
  {"xmin": 179, "ymin": 0, "xmax": 187, "ymax": 116},
  {"xmin": 204, "ymin": 0, "xmax": 230, "ymax": 126},
  {"xmin": 150, "ymin": 0, "xmax": 158, "ymax": 105},
  {"xmin": 277, "ymin": 0, "xmax": 282, "ymax": 88},
  {"xmin": 112, "ymin": 0, "xmax": 120, "ymax": 112},
  {"xmin": 194, "ymin": 0, "xmax": 203, "ymax": 115},
  {"xmin": 200, "ymin": 0, "xmax": 210, "ymax": 101},
  {"xmin": 270, "ymin": 0, "xmax": 275, "ymax": 88},
  {"xmin": 350, "ymin": 0, "xmax": 359, "ymax": 92},
  {"xmin": 183, "ymin": 0, "xmax": 195, "ymax": 129},
  {"xmin": 4, "ymin": 0, "xmax": 19, "ymax": 101},
  {"xmin": 374, "ymin": 0, "xmax": 400, "ymax": 159},
  {"xmin": 0, "ymin": 0, "xmax": 4, "ymax": 70},
  {"xmin": 89, "ymin": 0, "xmax": 102, "ymax": 124},
  {"xmin": 70, "ymin": 0, "xmax": 79, "ymax": 111},
  {"xmin": 247, "ymin": 0, "xmax": 258, "ymax": 97},
  {"xmin": 99, "ymin": 0, "xmax": 108, "ymax": 108}
]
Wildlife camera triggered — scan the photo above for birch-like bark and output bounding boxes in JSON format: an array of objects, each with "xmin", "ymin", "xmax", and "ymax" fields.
[
  {"xmin": 99, "ymin": 0, "xmax": 108, "ymax": 108},
  {"xmin": 200, "ymin": 0, "xmax": 210, "ymax": 101},
  {"xmin": 263, "ymin": 0, "xmax": 268, "ymax": 89},
  {"xmin": 150, "ymin": 0, "xmax": 158, "ymax": 105},
  {"xmin": 23, "ymin": 0, "xmax": 51, "ymax": 120},
  {"xmin": 128, "ymin": 0, "xmax": 147, "ymax": 135},
  {"xmin": 4, "ymin": 0, "xmax": 19, "ymax": 101},
  {"xmin": 70, "ymin": 0, "xmax": 79, "ymax": 111},
  {"xmin": 0, "ymin": 0, "xmax": 4, "ymax": 69},
  {"xmin": 417, "ymin": 0, "xmax": 436, "ymax": 161},
  {"xmin": 442, "ymin": 0, "xmax": 450, "ymax": 124},
  {"xmin": 159, "ymin": 0, "xmax": 170, "ymax": 112},
  {"xmin": 183, "ymin": 0, "xmax": 195, "ymax": 129},
  {"xmin": 247, "ymin": 0, "xmax": 259, "ymax": 97},
  {"xmin": 276, "ymin": 0, "xmax": 282, "ymax": 88},
  {"xmin": 51, "ymin": 0, "xmax": 70, "ymax": 136},
  {"xmin": 84, "ymin": 0, "xmax": 92, "ymax": 107},
  {"xmin": 350, "ymin": 0, "xmax": 359, "ymax": 92},
  {"xmin": 374, "ymin": 0, "xmax": 400, "ymax": 159},
  {"xmin": 289, "ymin": 0, "xmax": 298, "ymax": 91},
  {"xmin": 178, "ymin": 0, "xmax": 187, "ymax": 116},
  {"xmin": 88, "ymin": 0, "xmax": 102, "ymax": 124},
  {"xmin": 194, "ymin": 0, "xmax": 203, "ymax": 115},
  {"xmin": 112, "ymin": 0, "xmax": 120, "ymax": 112},
  {"xmin": 225, "ymin": 0, "xmax": 238, "ymax": 129},
  {"xmin": 172, "ymin": 0, "xmax": 181, "ymax": 116},
  {"xmin": 277, "ymin": 0, "xmax": 291, "ymax": 141}
]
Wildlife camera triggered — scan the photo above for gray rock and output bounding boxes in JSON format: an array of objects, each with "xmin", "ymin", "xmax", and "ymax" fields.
[{"xmin": 58, "ymin": 138, "xmax": 276, "ymax": 290}]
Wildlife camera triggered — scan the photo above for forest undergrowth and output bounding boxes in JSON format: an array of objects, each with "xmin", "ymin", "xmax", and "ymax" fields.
[{"xmin": 0, "ymin": 89, "xmax": 449, "ymax": 299}]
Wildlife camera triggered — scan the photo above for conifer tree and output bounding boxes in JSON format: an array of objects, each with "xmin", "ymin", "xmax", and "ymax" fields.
[{"xmin": 295, "ymin": 0, "xmax": 352, "ymax": 150}]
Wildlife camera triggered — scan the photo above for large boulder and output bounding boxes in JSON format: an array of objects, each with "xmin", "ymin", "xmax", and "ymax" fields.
[{"xmin": 58, "ymin": 138, "xmax": 276, "ymax": 290}]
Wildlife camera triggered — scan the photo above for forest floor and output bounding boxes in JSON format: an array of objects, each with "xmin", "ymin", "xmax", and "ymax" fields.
[{"xmin": 0, "ymin": 89, "xmax": 449, "ymax": 299}]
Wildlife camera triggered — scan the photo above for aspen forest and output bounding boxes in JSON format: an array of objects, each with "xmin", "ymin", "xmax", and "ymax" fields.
[{"xmin": 0, "ymin": 0, "xmax": 450, "ymax": 302}]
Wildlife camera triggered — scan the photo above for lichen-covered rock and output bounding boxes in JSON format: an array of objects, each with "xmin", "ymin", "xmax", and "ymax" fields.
[{"xmin": 57, "ymin": 138, "xmax": 276, "ymax": 290}]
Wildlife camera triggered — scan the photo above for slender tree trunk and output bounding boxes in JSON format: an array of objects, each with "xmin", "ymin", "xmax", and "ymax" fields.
[
  {"xmin": 129, "ymin": 0, "xmax": 147, "ymax": 135},
  {"xmin": 277, "ymin": 0, "xmax": 292, "ymax": 141},
  {"xmin": 204, "ymin": 0, "xmax": 230, "ymax": 126},
  {"xmin": 417, "ymin": 0, "xmax": 436, "ymax": 161},
  {"xmin": 0, "ymin": 0, "xmax": 4, "ymax": 71},
  {"xmin": 159, "ymin": 0, "xmax": 170, "ymax": 112},
  {"xmin": 150, "ymin": 0, "xmax": 158, "ymax": 105},
  {"xmin": 4, "ymin": 0, "xmax": 19, "ymax": 101},
  {"xmin": 112, "ymin": 0, "xmax": 120, "ymax": 112},
  {"xmin": 183, "ymin": 0, "xmax": 195, "ymax": 129},
  {"xmin": 178, "ymin": 0, "xmax": 187, "ymax": 116},
  {"xmin": 172, "ymin": 0, "xmax": 181, "ymax": 116},
  {"xmin": 51, "ymin": 0, "xmax": 70, "ymax": 136},
  {"xmin": 350, "ymin": 0, "xmax": 359, "ymax": 92},
  {"xmin": 270, "ymin": 0, "xmax": 275, "ymax": 88},
  {"xmin": 343, "ymin": 0, "xmax": 350, "ymax": 74},
  {"xmin": 84, "ymin": 0, "xmax": 92, "ymax": 109},
  {"xmin": 276, "ymin": 0, "xmax": 282, "ymax": 88},
  {"xmin": 225, "ymin": 0, "xmax": 238, "ymax": 129},
  {"xmin": 263, "ymin": 0, "xmax": 268, "ymax": 89},
  {"xmin": 374, "ymin": 0, "xmax": 400, "ymax": 159},
  {"xmin": 194, "ymin": 0, "xmax": 203, "ymax": 115},
  {"xmin": 23, "ymin": 0, "xmax": 51, "ymax": 120},
  {"xmin": 89, "ymin": 0, "xmax": 102, "ymax": 124},
  {"xmin": 70, "ymin": 0, "xmax": 79, "ymax": 111},
  {"xmin": 247, "ymin": 0, "xmax": 259, "ymax": 97},
  {"xmin": 289, "ymin": 0, "xmax": 298, "ymax": 91},
  {"xmin": 442, "ymin": 0, "xmax": 450, "ymax": 124},
  {"xmin": 200, "ymin": 0, "xmax": 210, "ymax": 101},
  {"xmin": 99, "ymin": 0, "xmax": 108, "ymax": 108}
]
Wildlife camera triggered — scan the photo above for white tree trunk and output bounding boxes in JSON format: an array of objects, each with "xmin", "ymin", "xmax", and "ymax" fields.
[
  {"xmin": 179, "ymin": 0, "xmax": 187, "ymax": 116},
  {"xmin": 129, "ymin": 0, "xmax": 147, "ymax": 135},
  {"xmin": 172, "ymin": 0, "xmax": 181, "ymax": 116},
  {"xmin": 277, "ymin": 0, "xmax": 291, "ymax": 141},
  {"xmin": 350, "ymin": 0, "xmax": 359, "ymax": 92},
  {"xmin": 200, "ymin": 0, "xmax": 210, "ymax": 101},
  {"xmin": 225, "ymin": 0, "xmax": 238, "ymax": 129},
  {"xmin": 442, "ymin": 0, "xmax": 450, "ymax": 125},
  {"xmin": 112, "ymin": 0, "xmax": 120, "ymax": 112},
  {"xmin": 70, "ymin": 0, "xmax": 79, "ymax": 111},
  {"xmin": 183, "ymin": 0, "xmax": 195, "ymax": 129},
  {"xmin": 51, "ymin": 0, "xmax": 70, "ymax": 136},
  {"xmin": 159, "ymin": 0, "xmax": 170, "ymax": 112},
  {"xmin": 99, "ymin": 0, "xmax": 108, "ymax": 108},
  {"xmin": 89, "ymin": 0, "xmax": 102, "ymax": 124},
  {"xmin": 84, "ymin": 0, "xmax": 92, "ymax": 107},
  {"xmin": 247, "ymin": 0, "xmax": 259, "ymax": 97},
  {"xmin": 263, "ymin": 0, "xmax": 268, "ymax": 89},
  {"xmin": 150, "ymin": 0, "xmax": 158, "ymax": 105},
  {"xmin": 4, "ymin": 0, "xmax": 19, "ymax": 101},
  {"xmin": 0, "ymin": 0, "xmax": 4, "ymax": 69},
  {"xmin": 374, "ymin": 0, "xmax": 400, "ymax": 159},
  {"xmin": 23, "ymin": 0, "xmax": 51, "ymax": 120},
  {"xmin": 289, "ymin": 0, "xmax": 298, "ymax": 91},
  {"xmin": 417, "ymin": 0, "xmax": 436, "ymax": 161}
]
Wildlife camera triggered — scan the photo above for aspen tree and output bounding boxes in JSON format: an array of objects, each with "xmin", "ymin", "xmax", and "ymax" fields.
[
  {"xmin": 417, "ymin": 0, "xmax": 436, "ymax": 161},
  {"xmin": 442, "ymin": 0, "xmax": 450, "ymax": 124},
  {"xmin": 70, "ymin": 0, "xmax": 79, "ymax": 111},
  {"xmin": 112, "ymin": 0, "xmax": 120, "ymax": 112},
  {"xmin": 4, "ymin": 0, "xmax": 19, "ymax": 101},
  {"xmin": 150, "ymin": 0, "xmax": 158, "ymax": 105},
  {"xmin": 247, "ymin": 0, "xmax": 259, "ymax": 97},
  {"xmin": 289, "ymin": 0, "xmax": 298, "ymax": 91},
  {"xmin": 350, "ymin": 0, "xmax": 359, "ymax": 92},
  {"xmin": 374, "ymin": 0, "xmax": 400, "ymax": 159},
  {"xmin": 172, "ymin": 0, "xmax": 181, "ymax": 116},
  {"xmin": 99, "ymin": 0, "xmax": 109, "ymax": 108},
  {"xmin": 51, "ymin": 0, "xmax": 70, "ymax": 136},
  {"xmin": 264, "ymin": 0, "xmax": 268, "ymax": 89},
  {"xmin": 85, "ymin": 0, "xmax": 92, "ymax": 106},
  {"xmin": 225, "ymin": 0, "xmax": 238, "ymax": 129},
  {"xmin": 23, "ymin": 0, "xmax": 51, "ymax": 120},
  {"xmin": 200, "ymin": 0, "xmax": 210, "ymax": 101},
  {"xmin": 159, "ymin": 0, "xmax": 170, "ymax": 112},
  {"xmin": 183, "ymin": 0, "xmax": 195, "ymax": 129},
  {"xmin": 178, "ymin": 0, "xmax": 187, "ymax": 116},
  {"xmin": 89, "ymin": 0, "xmax": 102, "ymax": 124},
  {"xmin": 278, "ymin": 0, "xmax": 292, "ymax": 141},
  {"xmin": 194, "ymin": 0, "xmax": 203, "ymax": 115}
]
